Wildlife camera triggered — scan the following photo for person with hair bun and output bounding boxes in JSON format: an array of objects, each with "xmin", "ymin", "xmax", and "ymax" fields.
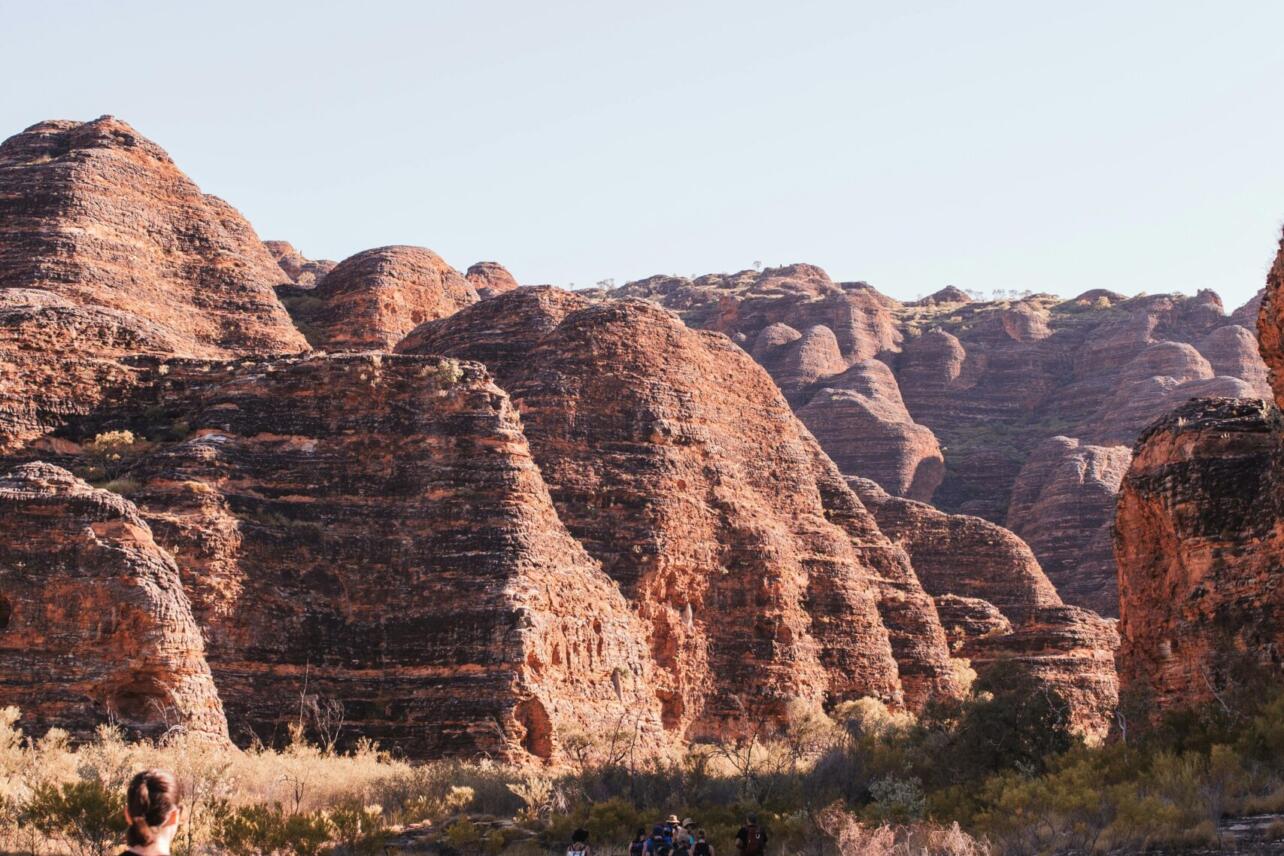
[{"xmin": 122, "ymin": 769, "xmax": 183, "ymax": 856}]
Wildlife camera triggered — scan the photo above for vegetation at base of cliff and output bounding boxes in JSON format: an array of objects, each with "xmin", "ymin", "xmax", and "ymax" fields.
[{"xmin": 6, "ymin": 665, "xmax": 1284, "ymax": 854}]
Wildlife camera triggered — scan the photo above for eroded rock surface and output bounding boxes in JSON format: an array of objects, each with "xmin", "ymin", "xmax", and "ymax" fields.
[
  {"xmin": 1115, "ymin": 228, "xmax": 1284, "ymax": 712},
  {"xmin": 287, "ymin": 246, "xmax": 478, "ymax": 350},
  {"xmin": 0, "ymin": 117, "xmax": 305, "ymax": 356},
  {"xmin": 1116, "ymin": 398, "xmax": 1283, "ymax": 709},
  {"xmin": 620, "ymin": 269, "xmax": 1269, "ymax": 613},
  {"xmin": 0, "ymin": 462, "xmax": 227, "ymax": 741},
  {"xmin": 48, "ymin": 354, "xmax": 665, "ymax": 760},
  {"xmin": 466, "ymin": 262, "xmax": 519, "ymax": 298},
  {"xmin": 616, "ymin": 268, "xmax": 941, "ymax": 503},
  {"xmin": 264, "ymin": 240, "xmax": 336, "ymax": 286},
  {"xmin": 796, "ymin": 360, "xmax": 944, "ymax": 502},
  {"xmin": 1007, "ymin": 438, "xmax": 1132, "ymax": 616},
  {"xmin": 850, "ymin": 477, "xmax": 1119, "ymax": 740},
  {"xmin": 400, "ymin": 289, "xmax": 967, "ymax": 731}
]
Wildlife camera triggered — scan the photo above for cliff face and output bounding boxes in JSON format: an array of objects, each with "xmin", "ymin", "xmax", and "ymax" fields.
[
  {"xmin": 39, "ymin": 354, "xmax": 665, "ymax": 760},
  {"xmin": 0, "ymin": 117, "xmax": 308, "ymax": 453},
  {"xmin": 619, "ymin": 271, "xmax": 1269, "ymax": 616},
  {"xmin": 0, "ymin": 288, "xmax": 173, "ymax": 451},
  {"xmin": 1116, "ymin": 398, "xmax": 1283, "ymax": 709},
  {"xmin": 0, "ymin": 462, "xmax": 227, "ymax": 741},
  {"xmin": 849, "ymin": 477, "xmax": 1118, "ymax": 740},
  {"xmin": 399, "ymin": 288, "xmax": 967, "ymax": 731},
  {"xmin": 1115, "ymin": 228, "xmax": 1284, "ymax": 711},
  {"xmin": 0, "ymin": 117, "xmax": 305, "ymax": 357},
  {"xmin": 1261, "ymin": 235, "xmax": 1284, "ymax": 411},
  {"xmin": 796, "ymin": 359, "xmax": 944, "ymax": 502},
  {"xmin": 1007, "ymin": 438, "xmax": 1132, "ymax": 616}
]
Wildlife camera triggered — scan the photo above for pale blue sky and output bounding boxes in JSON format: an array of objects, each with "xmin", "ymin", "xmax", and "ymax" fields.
[{"xmin": 3, "ymin": 1, "xmax": 1283, "ymax": 308}]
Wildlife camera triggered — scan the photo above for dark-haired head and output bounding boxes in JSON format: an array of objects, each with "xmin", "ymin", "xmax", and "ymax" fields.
[{"xmin": 125, "ymin": 769, "xmax": 183, "ymax": 850}]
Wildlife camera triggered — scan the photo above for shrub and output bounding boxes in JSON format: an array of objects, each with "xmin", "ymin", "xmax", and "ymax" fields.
[
  {"xmin": 213, "ymin": 803, "xmax": 332, "ymax": 856},
  {"xmin": 328, "ymin": 801, "xmax": 386, "ymax": 856},
  {"xmin": 444, "ymin": 817, "xmax": 481, "ymax": 853},
  {"xmin": 98, "ymin": 478, "xmax": 141, "ymax": 496},
  {"xmin": 81, "ymin": 430, "xmax": 149, "ymax": 481},
  {"xmin": 23, "ymin": 780, "xmax": 126, "ymax": 856},
  {"xmin": 864, "ymin": 777, "xmax": 925, "ymax": 824}
]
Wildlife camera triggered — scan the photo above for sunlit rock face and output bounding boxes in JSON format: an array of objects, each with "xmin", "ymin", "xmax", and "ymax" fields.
[
  {"xmin": 850, "ymin": 477, "xmax": 1119, "ymax": 741},
  {"xmin": 400, "ymin": 287, "xmax": 970, "ymax": 731},
  {"xmin": 619, "ymin": 269, "xmax": 1269, "ymax": 616},
  {"xmin": 264, "ymin": 240, "xmax": 336, "ymax": 286},
  {"xmin": 1116, "ymin": 228, "xmax": 1284, "ymax": 712},
  {"xmin": 0, "ymin": 462, "xmax": 228, "ymax": 742},
  {"xmin": 0, "ymin": 117, "xmax": 306, "ymax": 357},
  {"xmin": 21, "ymin": 353, "xmax": 668, "ymax": 762}
]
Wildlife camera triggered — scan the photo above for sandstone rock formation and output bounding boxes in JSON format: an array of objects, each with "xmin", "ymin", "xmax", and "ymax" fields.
[
  {"xmin": 0, "ymin": 113, "xmax": 1203, "ymax": 758},
  {"xmin": 1261, "ymin": 236, "xmax": 1284, "ymax": 411},
  {"xmin": 44, "ymin": 354, "xmax": 665, "ymax": 760},
  {"xmin": 850, "ymin": 477, "xmax": 1119, "ymax": 740},
  {"xmin": 796, "ymin": 360, "xmax": 944, "ymax": 502},
  {"xmin": 0, "ymin": 288, "xmax": 174, "ymax": 452},
  {"xmin": 0, "ymin": 462, "xmax": 227, "ymax": 741},
  {"xmin": 1116, "ymin": 398, "xmax": 1282, "ymax": 709},
  {"xmin": 620, "ymin": 270, "xmax": 1270, "ymax": 615},
  {"xmin": 264, "ymin": 240, "xmax": 336, "ymax": 286},
  {"xmin": 1007, "ymin": 438, "xmax": 1132, "ymax": 616},
  {"xmin": 285, "ymin": 246, "xmax": 478, "ymax": 350},
  {"xmin": 0, "ymin": 117, "xmax": 305, "ymax": 357},
  {"xmin": 466, "ymin": 261, "xmax": 519, "ymax": 298},
  {"xmin": 1115, "ymin": 228, "xmax": 1284, "ymax": 711},
  {"xmin": 399, "ymin": 288, "xmax": 967, "ymax": 731},
  {"xmin": 616, "ymin": 268, "xmax": 942, "ymax": 504}
]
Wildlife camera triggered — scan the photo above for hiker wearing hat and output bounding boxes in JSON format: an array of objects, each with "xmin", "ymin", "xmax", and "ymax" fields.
[
  {"xmin": 672, "ymin": 816, "xmax": 693, "ymax": 856},
  {"xmin": 672, "ymin": 817, "xmax": 695, "ymax": 855}
]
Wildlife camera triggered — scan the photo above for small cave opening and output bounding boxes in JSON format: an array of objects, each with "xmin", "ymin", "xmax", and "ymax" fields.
[
  {"xmin": 107, "ymin": 678, "xmax": 170, "ymax": 730},
  {"xmin": 514, "ymin": 698, "xmax": 553, "ymax": 761},
  {"xmin": 0, "ymin": 596, "xmax": 10, "ymax": 631}
]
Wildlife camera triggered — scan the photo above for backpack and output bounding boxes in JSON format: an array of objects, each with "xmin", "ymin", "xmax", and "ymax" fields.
[
  {"xmin": 567, "ymin": 845, "xmax": 589, "ymax": 856},
  {"xmin": 630, "ymin": 843, "xmax": 646, "ymax": 856},
  {"xmin": 742, "ymin": 825, "xmax": 765, "ymax": 856},
  {"xmin": 693, "ymin": 843, "xmax": 712, "ymax": 856}
]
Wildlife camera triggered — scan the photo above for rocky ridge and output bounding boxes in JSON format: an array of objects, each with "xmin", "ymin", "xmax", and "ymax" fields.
[
  {"xmin": 617, "ymin": 270, "xmax": 1268, "ymax": 616},
  {"xmin": 0, "ymin": 116, "xmax": 1124, "ymax": 758}
]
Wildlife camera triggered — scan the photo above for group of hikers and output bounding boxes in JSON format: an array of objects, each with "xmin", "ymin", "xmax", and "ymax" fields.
[
  {"xmin": 113, "ymin": 767, "xmax": 769, "ymax": 856},
  {"xmin": 569, "ymin": 812, "xmax": 768, "ymax": 856}
]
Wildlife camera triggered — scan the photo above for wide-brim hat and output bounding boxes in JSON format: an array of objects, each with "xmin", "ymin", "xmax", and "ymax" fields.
[
  {"xmin": 683, "ymin": 818, "xmax": 694, "ymax": 826},
  {"xmin": 667, "ymin": 814, "xmax": 680, "ymax": 824}
]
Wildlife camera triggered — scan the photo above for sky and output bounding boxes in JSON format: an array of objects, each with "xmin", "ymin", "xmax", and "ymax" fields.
[{"xmin": 2, "ymin": 1, "xmax": 1284, "ymax": 309}]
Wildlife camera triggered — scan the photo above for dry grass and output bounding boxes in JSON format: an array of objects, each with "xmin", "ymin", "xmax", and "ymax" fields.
[
  {"xmin": 820, "ymin": 805, "xmax": 989, "ymax": 855},
  {"xmin": 0, "ymin": 708, "xmax": 520, "ymax": 855}
]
